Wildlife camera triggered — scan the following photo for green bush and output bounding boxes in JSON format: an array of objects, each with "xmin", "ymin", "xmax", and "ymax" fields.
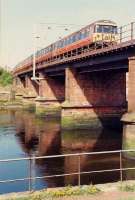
[{"xmin": 0, "ymin": 67, "xmax": 13, "ymax": 86}]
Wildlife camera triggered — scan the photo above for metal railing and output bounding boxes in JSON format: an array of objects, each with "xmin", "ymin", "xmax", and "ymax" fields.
[{"xmin": 0, "ymin": 149, "xmax": 135, "ymax": 192}]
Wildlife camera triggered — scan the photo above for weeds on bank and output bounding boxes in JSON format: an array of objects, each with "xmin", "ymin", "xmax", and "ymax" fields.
[
  {"xmin": 6, "ymin": 185, "xmax": 100, "ymax": 200},
  {"xmin": 119, "ymin": 184, "xmax": 135, "ymax": 192}
]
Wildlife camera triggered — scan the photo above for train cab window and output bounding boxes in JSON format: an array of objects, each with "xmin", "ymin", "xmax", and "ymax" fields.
[
  {"xmin": 96, "ymin": 25, "xmax": 103, "ymax": 33},
  {"xmin": 103, "ymin": 25, "xmax": 112, "ymax": 33},
  {"xmin": 112, "ymin": 26, "xmax": 117, "ymax": 34},
  {"xmin": 96, "ymin": 25, "xmax": 117, "ymax": 34}
]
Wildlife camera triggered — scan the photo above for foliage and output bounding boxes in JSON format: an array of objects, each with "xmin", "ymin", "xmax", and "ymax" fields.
[
  {"xmin": 0, "ymin": 67, "xmax": 13, "ymax": 86},
  {"xmin": 6, "ymin": 185, "xmax": 100, "ymax": 200}
]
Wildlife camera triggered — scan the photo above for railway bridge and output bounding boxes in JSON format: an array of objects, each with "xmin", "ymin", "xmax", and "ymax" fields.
[{"xmin": 13, "ymin": 22, "xmax": 135, "ymax": 130}]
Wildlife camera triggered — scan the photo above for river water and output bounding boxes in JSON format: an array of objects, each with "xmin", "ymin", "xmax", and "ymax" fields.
[{"xmin": 0, "ymin": 109, "xmax": 134, "ymax": 194}]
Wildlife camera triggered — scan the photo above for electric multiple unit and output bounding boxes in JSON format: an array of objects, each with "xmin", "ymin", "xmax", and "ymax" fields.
[{"xmin": 15, "ymin": 20, "xmax": 118, "ymax": 73}]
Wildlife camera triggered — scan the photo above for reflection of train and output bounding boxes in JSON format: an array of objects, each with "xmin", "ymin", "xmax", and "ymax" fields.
[{"xmin": 15, "ymin": 20, "xmax": 118, "ymax": 71}]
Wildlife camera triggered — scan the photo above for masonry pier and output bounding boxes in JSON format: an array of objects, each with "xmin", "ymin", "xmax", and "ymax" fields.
[
  {"xmin": 35, "ymin": 72, "xmax": 65, "ymax": 117},
  {"xmin": 122, "ymin": 57, "xmax": 135, "ymax": 154},
  {"xmin": 62, "ymin": 67, "xmax": 126, "ymax": 129}
]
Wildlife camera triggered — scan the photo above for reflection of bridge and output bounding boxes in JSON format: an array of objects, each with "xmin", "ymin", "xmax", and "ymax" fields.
[{"xmin": 13, "ymin": 22, "xmax": 135, "ymax": 129}]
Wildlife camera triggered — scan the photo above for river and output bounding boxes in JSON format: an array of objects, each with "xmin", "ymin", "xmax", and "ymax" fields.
[{"xmin": 0, "ymin": 109, "xmax": 134, "ymax": 194}]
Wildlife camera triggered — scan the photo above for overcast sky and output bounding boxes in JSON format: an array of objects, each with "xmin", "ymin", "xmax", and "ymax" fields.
[{"xmin": 0, "ymin": 0, "xmax": 135, "ymax": 68}]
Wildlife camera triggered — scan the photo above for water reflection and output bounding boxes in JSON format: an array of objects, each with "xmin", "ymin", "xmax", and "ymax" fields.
[
  {"xmin": 62, "ymin": 128, "xmax": 122, "ymax": 186},
  {"xmin": 0, "ymin": 109, "xmax": 124, "ymax": 194}
]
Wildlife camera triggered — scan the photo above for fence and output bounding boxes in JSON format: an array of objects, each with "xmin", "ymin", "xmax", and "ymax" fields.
[{"xmin": 0, "ymin": 149, "xmax": 135, "ymax": 192}]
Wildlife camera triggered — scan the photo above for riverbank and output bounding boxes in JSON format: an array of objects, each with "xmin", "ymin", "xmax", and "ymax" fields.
[
  {"xmin": 0, "ymin": 181, "xmax": 135, "ymax": 200},
  {"xmin": 0, "ymin": 86, "xmax": 23, "ymax": 109}
]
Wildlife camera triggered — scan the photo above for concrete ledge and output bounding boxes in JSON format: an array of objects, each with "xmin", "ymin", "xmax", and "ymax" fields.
[
  {"xmin": 23, "ymin": 94, "xmax": 37, "ymax": 98},
  {"xmin": 35, "ymin": 96, "xmax": 64, "ymax": 102},
  {"xmin": 121, "ymin": 112, "xmax": 135, "ymax": 123},
  {"xmin": 61, "ymin": 105, "xmax": 123, "ymax": 130},
  {"xmin": 15, "ymin": 93, "xmax": 23, "ymax": 97}
]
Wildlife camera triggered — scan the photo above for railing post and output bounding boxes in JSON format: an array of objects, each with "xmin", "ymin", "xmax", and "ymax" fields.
[
  {"xmin": 131, "ymin": 22, "xmax": 134, "ymax": 40},
  {"xmin": 78, "ymin": 155, "xmax": 81, "ymax": 186},
  {"xmin": 120, "ymin": 150, "xmax": 123, "ymax": 183},
  {"xmin": 28, "ymin": 157, "xmax": 32, "ymax": 192},
  {"xmin": 101, "ymin": 33, "xmax": 104, "ymax": 48},
  {"xmin": 31, "ymin": 154, "xmax": 36, "ymax": 191},
  {"xmin": 120, "ymin": 26, "xmax": 122, "ymax": 43}
]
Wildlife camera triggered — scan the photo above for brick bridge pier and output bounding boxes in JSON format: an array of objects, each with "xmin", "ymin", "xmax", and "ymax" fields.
[{"xmin": 14, "ymin": 42, "xmax": 135, "ymax": 130}]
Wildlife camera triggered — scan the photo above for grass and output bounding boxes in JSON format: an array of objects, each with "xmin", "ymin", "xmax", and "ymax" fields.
[
  {"xmin": 3, "ymin": 185, "xmax": 100, "ymax": 200},
  {"xmin": 119, "ymin": 184, "xmax": 135, "ymax": 192}
]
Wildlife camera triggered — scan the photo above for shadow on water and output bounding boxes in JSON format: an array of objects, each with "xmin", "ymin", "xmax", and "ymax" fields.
[
  {"xmin": 62, "ymin": 126, "xmax": 123, "ymax": 186},
  {"xmin": 0, "ymin": 108, "xmax": 126, "ymax": 194}
]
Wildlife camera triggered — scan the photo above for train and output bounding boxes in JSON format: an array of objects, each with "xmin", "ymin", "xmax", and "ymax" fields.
[{"xmin": 14, "ymin": 20, "xmax": 118, "ymax": 72}]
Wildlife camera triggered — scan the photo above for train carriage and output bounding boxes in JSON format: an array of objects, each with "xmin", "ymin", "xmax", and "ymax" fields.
[{"xmin": 14, "ymin": 20, "xmax": 118, "ymax": 74}]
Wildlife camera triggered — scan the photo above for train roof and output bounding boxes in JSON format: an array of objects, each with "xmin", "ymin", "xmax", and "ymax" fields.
[{"xmin": 94, "ymin": 20, "xmax": 117, "ymax": 25}]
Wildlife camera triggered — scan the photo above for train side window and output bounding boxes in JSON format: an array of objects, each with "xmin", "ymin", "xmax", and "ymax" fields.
[
  {"xmin": 71, "ymin": 35, "xmax": 74, "ymax": 42},
  {"xmin": 78, "ymin": 32, "xmax": 82, "ymax": 40},
  {"xmin": 61, "ymin": 40, "xmax": 64, "ymax": 47},
  {"xmin": 66, "ymin": 38, "xmax": 68, "ymax": 46},
  {"xmin": 67, "ymin": 37, "xmax": 70, "ymax": 45},
  {"xmin": 64, "ymin": 39, "xmax": 66, "ymax": 46},
  {"xmin": 80, "ymin": 31, "xmax": 84, "ymax": 39},
  {"xmin": 75, "ymin": 33, "xmax": 79, "ymax": 41}
]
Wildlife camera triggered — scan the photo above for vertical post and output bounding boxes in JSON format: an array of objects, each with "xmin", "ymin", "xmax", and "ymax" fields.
[
  {"xmin": 28, "ymin": 157, "xmax": 32, "ymax": 192},
  {"xmin": 78, "ymin": 155, "xmax": 81, "ymax": 186},
  {"xmin": 32, "ymin": 24, "xmax": 40, "ymax": 79},
  {"xmin": 120, "ymin": 150, "xmax": 123, "ymax": 183},
  {"xmin": 101, "ymin": 26, "xmax": 104, "ymax": 48},
  {"xmin": 33, "ymin": 24, "xmax": 36, "ymax": 79},
  {"xmin": 31, "ymin": 154, "xmax": 36, "ymax": 191},
  {"xmin": 120, "ymin": 26, "xmax": 122, "ymax": 43},
  {"xmin": 131, "ymin": 22, "xmax": 134, "ymax": 40}
]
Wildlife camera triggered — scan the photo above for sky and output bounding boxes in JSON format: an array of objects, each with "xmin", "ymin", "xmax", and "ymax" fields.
[{"xmin": 0, "ymin": 0, "xmax": 135, "ymax": 68}]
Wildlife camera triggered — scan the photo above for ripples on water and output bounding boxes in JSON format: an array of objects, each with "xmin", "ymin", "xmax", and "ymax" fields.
[{"xmin": 0, "ymin": 109, "xmax": 128, "ymax": 194}]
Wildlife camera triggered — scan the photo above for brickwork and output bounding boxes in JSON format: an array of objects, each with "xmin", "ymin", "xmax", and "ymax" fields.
[
  {"xmin": 62, "ymin": 67, "xmax": 126, "ymax": 129},
  {"xmin": 25, "ymin": 75, "xmax": 39, "ymax": 96},
  {"xmin": 39, "ymin": 72, "xmax": 65, "ymax": 101},
  {"xmin": 128, "ymin": 57, "xmax": 135, "ymax": 112},
  {"xmin": 65, "ymin": 68, "xmax": 126, "ymax": 107},
  {"xmin": 36, "ymin": 72, "xmax": 65, "ymax": 117}
]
